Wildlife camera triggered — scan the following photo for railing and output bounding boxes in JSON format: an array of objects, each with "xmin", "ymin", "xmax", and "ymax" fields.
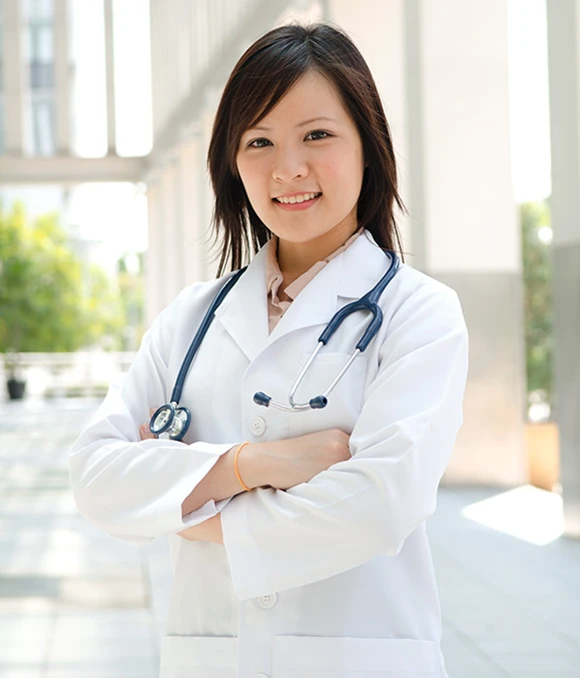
[{"xmin": 0, "ymin": 352, "xmax": 136, "ymax": 403}]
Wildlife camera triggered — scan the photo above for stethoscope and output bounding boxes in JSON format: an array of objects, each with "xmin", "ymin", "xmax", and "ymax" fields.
[{"xmin": 149, "ymin": 246, "xmax": 400, "ymax": 440}]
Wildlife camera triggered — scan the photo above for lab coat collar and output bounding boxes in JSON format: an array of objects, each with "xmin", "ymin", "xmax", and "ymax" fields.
[
  {"xmin": 337, "ymin": 229, "xmax": 396, "ymax": 299},
  {"xmin": 213, "ymin": 230, "xmax": 395, "ymax": 362}
]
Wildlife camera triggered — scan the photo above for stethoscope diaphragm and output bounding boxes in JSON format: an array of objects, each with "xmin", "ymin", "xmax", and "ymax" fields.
[{"xmin": 149, "ymin": 402, "xmax": 191, "ymax": 441}]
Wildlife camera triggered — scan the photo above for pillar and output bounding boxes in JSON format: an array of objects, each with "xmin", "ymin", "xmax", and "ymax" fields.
[
  {"xmin": 326, "ymin": 0, "xmax": 527, "ymax": 485},
  {"xmin": 546, "ymin": 0, "xmax": 580, "ymax": 537}
]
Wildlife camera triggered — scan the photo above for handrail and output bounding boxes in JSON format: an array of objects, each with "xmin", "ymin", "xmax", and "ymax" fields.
[{"xmin": 0, "ymin": 352, "xmax": 137, "ymax": 401}]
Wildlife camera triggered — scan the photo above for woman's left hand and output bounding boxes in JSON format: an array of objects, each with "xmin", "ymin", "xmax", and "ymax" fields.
[
  {"xmin": 139, "ymin": 408, "xmax": 159, "ymax": 440},
  {"xmin": 139, "ymin": 408, "xmax": 224, "ymax": 544}
]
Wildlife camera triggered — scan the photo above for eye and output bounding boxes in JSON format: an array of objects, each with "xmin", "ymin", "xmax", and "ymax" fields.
[
  {"xmin": 246, "ymin": 130, "xmax": 332, "ymax": 148},
  {"xmin": 247, "ymin": 138, "xmax": 272, "ymax": 148},
  {"xmin": 305, "ymin": 130, "xmax": 331, "ymax": 141}
]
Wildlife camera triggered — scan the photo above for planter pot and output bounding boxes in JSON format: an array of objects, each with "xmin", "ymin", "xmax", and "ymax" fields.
[
  {"xmin": 7, "ymin": 378, "xmax": 26, "ymax": 400},
  {"xmin": 525, "ymin": 422, "xmax": 559, "ymax": 491}
]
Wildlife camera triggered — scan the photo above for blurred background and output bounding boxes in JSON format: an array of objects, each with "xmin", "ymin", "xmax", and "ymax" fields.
[{"xmin": 0, "ymin": 1, "xmax": 579, "ymax": 677}]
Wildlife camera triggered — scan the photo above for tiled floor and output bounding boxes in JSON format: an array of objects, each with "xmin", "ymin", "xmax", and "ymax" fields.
[{"xmin": 1, "ymin": 396, "xmax": 579, "ymax": 677}]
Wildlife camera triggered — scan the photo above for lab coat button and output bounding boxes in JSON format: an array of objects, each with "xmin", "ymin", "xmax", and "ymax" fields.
[
  {"xmin": 257, "ymin": 593, "xmax": 277, "ymax": 608},
  {"xmin": 250, "ymin": 416, "xmax": 266, "ymax": 436}
]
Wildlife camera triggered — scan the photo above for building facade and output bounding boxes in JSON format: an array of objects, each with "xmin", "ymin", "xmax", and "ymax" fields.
[{"xmin": 1, "ymin": 0, "xmax": 578, "ymax": 535}]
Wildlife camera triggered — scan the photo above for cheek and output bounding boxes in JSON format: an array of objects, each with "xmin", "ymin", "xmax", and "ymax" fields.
[
  {"xmin": 319, "ymin": 149, "xmax": 364, "ymax": 196},
  {"xmin": 237, "ymin": 158, "xmax": 268, "ymax": 201}
]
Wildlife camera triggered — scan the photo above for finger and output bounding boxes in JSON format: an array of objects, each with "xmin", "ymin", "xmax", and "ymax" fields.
[{"xmin": 139, "ymin": 423, "xmax": 156, "ymax": 440}]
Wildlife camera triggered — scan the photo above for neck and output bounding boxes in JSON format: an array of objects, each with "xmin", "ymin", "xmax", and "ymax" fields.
[{"xmin": 276, "ymin": 220, "xmax": 360, "ymax": 281}]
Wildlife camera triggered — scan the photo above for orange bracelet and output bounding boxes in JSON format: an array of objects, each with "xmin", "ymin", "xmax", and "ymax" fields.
[{"xmin": 234, "ymin": 441, "xmax": 251, "ymax": 491}]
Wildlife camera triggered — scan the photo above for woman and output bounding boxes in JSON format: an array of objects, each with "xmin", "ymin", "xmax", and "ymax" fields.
[{"xmin": 70, "ymin": 22, "xmax": 469, "ymax": 678}]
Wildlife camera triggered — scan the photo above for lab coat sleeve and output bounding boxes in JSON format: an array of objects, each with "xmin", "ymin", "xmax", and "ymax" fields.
[
  {"xmin": 69, "ymin": 285, "xmax": 238, "ymax": 545},
  {"xmin": 220, "ymin": 283, "xmax": 469, "ymax": 600}
]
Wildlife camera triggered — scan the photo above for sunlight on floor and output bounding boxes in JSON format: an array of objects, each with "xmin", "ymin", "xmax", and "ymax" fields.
[{"xmin": 462, "ymin": 485, "xmax": 564, "ymax": 545}]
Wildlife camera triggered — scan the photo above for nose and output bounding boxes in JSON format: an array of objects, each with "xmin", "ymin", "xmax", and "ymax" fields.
[{"xmin": 272, "ymin": 146, "xmax": 309, "ymax": 183}]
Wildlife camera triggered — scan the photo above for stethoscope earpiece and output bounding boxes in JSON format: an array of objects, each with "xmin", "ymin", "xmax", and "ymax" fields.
[{"xmin": 253, "ymin": 250, "xmax": 399, "ymax": 413}]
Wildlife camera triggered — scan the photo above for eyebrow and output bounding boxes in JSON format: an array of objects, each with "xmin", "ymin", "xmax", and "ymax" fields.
[{"xmin": 247, "ymin": 116, "xmax": 337, "ymax": 132}]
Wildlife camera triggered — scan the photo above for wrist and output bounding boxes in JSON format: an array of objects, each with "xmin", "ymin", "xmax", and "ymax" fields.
[{"xmin": 237, "ymin": 441, "xmax": 278, "ymax": 490}]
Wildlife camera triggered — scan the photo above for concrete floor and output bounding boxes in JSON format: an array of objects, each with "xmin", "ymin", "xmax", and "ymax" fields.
[{"xmin": 0, "ymin": 397, "xmax": 579, "ymax": 677}]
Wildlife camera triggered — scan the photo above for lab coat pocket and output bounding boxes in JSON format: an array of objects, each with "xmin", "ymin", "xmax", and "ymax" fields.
[
  {"xmin": 272, "ymin": 635, "xmax": 444, "ymax": 677},
  {"xmin": 160, "ymin": 635, "xmax": 238, "ymax": 678}
]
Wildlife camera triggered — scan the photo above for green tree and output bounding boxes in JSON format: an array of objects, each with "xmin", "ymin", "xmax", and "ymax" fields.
[
  {"xmin": 116, "ymin": 251, "xmax": 145, "ymax": 350},
  {"xmin": 521, "ymin": 200, "xmax": 553, "ymax": 413},
  {"xmin": 0, "ymin": 201, "xmax": 125, "ymax": 356}
]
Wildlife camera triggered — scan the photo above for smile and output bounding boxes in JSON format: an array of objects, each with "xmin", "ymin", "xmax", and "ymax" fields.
[{"xmin": 273, "ymin": 192, "xmax": 322, "ymax": 211}]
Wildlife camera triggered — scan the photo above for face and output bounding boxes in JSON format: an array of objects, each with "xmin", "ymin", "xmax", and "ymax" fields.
[{"xmin": 236, "ymin": 69, "xmax": 365, "ymax": 245}]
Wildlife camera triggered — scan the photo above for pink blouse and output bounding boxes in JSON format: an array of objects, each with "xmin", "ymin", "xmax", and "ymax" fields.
[{"xmin": 265, "ymin": 227, "xmax": 364, "ymax": 333}]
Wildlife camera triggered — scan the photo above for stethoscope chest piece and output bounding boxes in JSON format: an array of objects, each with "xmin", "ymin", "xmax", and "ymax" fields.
[
  {"xmin": 149, "ymin": 402, "xmax": 191, "ymax": 441},
  {"xmin": 147, "ymin": 267, "xmax": 247, "ymax": 442}
]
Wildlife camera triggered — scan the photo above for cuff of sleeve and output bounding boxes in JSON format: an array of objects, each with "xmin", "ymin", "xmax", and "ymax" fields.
[
  {"xmin": 220, "ymin": 491, "xmax": 272, "ymax": 601},
  {"xmin": 163, "ymin": 442, "xmax": 237, "ymax": 536},
  {"xmin": 179, "ymin": 495, "xmax": 235, "ymax": 529}
]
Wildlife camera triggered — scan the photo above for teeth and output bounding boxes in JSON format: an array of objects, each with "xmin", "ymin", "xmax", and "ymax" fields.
[{"xmin": 276, "ymin": 192, "xmax": 320, "ymax": 204}]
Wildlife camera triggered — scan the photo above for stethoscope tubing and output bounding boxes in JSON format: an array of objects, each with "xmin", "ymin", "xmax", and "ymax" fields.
[
  {"xmin": 170, "ymin": 266, "xmax": 247, "ymax": 405},
  {"xmin": 150, "ymin": 245, "xmax": 400, "ymax": 438},
  {"xmin": 254, "ymin": 249, "xmax": 400, "ymax": 412}
]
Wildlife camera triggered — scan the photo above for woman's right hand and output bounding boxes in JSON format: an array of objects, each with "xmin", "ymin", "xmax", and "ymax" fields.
[{"xmin": 251, "ymin": 429, "xmax": 351, "ymax": 491}]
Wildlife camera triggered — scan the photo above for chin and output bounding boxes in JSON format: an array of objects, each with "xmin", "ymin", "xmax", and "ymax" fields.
[{"xmin": 273, "ymin": 227, "xmax": 329, "ymax": 243}]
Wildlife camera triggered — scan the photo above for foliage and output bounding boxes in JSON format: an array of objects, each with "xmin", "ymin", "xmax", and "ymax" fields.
[
  {"xmin": 0, "ymin": 201, "xmax": 126, "ymax": 371},
  {"xmin": 521, "ymin": 200, "xmax": 553, "ymax": 414},
  {"xmin": 117, "ymin": 251, "xmax": 145, "ymax": 350}
]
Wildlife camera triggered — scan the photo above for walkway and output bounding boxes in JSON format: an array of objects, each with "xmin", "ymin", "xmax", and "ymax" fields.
[{"xmin": 0, "ymin": 397, "xmax": 578, "ymax": 677}]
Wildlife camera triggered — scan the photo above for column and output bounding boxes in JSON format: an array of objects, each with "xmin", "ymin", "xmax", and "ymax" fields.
[
  {"xmin": 327, "ymin": 0, "xmax": 527, "ymax": 485},
  {"xmin": 546, "ymin": 0, "xmax": 580, "ymax": 537},
  {"xmin": 179, "ymin": 133, "xmax": 207, "ymax": 287},
  {"xmin": 417, "ymin": 0, "xmax": 527, "ymax": 485},
  {"xmin": 161, "ymin": 158, "xmax": 184, "ymax": 305},
  {"xmin": 3, "ymin": 0, "xmax": 25, "ymax": 153},
  {"xmin": 103, "ymin": 0, "xmax": 116, "ymax": 154},
  {"xmin": 53, "ymin": 0, "xmax": 70, "ymax": 154},
  {"xmin": 145, "ymin": 178, "xmax": 165, "ymax": 328}
]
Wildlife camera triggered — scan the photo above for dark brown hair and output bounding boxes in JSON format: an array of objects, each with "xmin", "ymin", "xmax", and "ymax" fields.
[{"xmin": 207, "ymin": 21, "xmax": 407, "ymax": 277}]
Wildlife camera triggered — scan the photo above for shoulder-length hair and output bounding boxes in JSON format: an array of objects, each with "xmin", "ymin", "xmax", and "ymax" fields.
[{"xmin": 207, "ymin": 21, "xmax": 407, "ymax": 277}]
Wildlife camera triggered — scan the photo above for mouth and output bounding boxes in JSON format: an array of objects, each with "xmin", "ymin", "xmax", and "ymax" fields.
[{"xmin": 272, "ymin": 192, "xmax": 322, "ymax": 211}]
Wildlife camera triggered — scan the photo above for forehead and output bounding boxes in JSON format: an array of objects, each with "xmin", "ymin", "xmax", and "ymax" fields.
[{"xmin": 247, "ymin": 70, "xmax": 349, "ymax": 130}]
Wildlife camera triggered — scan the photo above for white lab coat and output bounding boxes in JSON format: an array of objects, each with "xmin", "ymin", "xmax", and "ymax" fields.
[{"xmin": 69, "ymin": 230, "xmax": 469, "ymax": 678}]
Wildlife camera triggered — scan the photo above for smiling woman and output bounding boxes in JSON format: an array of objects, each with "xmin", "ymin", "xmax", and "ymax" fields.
[
  {"xmin": 208, "ymin": 23, "xmax": 407, "ymax": 278},
  {"xmin": 70, "ymin": 21, "xmax": 469, "ymax": 678}
]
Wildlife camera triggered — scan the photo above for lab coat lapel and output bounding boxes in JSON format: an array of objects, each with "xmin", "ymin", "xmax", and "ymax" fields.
[
  {"xmin": 266, "ymin": 232, "xmax": 388, "ymax": 346},
  {"xmin": 213, "ymin": 244, "xmax": 270, "ymax": 362},
  {"xmin": 336, "ymin": 230, "xmax": 394, "ymax": 300},
  {"xmin": 213, "ymin": 231, "xmax": 392, "ymax": 362},
  {"xmin": 265, "ymin": 254, "xmax": 341, "ymax": 347}
]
